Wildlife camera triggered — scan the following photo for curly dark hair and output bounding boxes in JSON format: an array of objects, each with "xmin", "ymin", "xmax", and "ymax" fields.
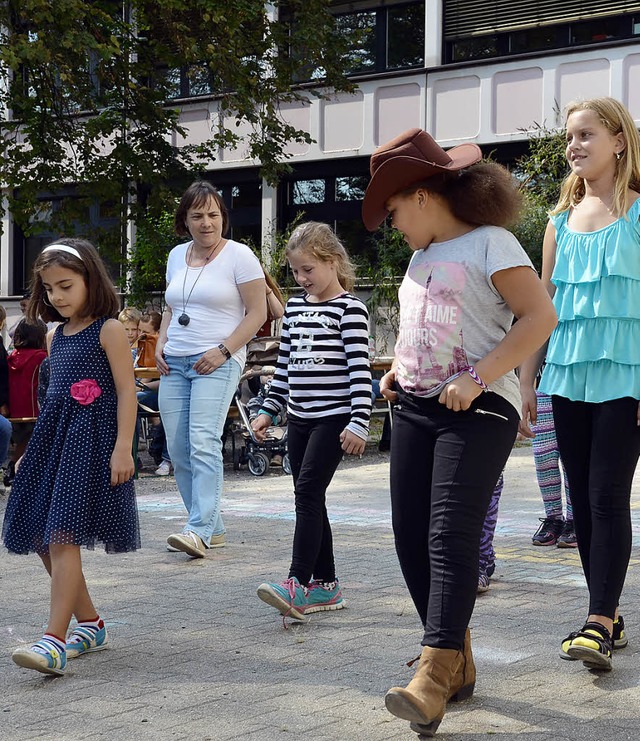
[{"xmin": 403, "ymin": 161, "xmax": 523, "ymax": 228}]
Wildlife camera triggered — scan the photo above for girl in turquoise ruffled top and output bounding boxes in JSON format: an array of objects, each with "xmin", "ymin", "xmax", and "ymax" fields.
[{"xmin": 520, "ymin": 97, "xmax": 640, "ymax": 672}]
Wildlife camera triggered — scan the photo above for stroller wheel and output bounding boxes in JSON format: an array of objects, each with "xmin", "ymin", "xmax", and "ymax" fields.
[
  {"xmin": 282, "ymin": 453, "xmax": 292, "ymax": 476},
  {"xmin": 248, "ymin": 452, "xmax": 270, "ymax": 476},
  {"xmin": 232, "ymin": 446, "xmax": 242, "ymax": 471}
]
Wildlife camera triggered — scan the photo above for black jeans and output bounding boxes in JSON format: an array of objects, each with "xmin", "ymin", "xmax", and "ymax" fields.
[
  {"xmin": 552, "ymin": 395, "xmax": 640, "ymax": 618},
  {"xmin": 286, "ymin": 413, "xmax": 350, "ymax": 585},
  {"xmin": 390, "ymin": 390, "xmax": 518, "ymax": 650}
]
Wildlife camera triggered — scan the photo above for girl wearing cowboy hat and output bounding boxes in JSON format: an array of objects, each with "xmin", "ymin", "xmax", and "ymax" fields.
[{"xmin": 362, "ymin": 128, "xmax": 557, "ymax": 736}]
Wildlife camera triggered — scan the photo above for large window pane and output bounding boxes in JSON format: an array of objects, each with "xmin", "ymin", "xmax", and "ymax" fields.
[
  {"xmin": 291, "ymin": 180, "xmax": 326, "ymax": 205},
  {"xmin": 387, "ymin": 4, "xmax": 425, "ymax": 69},
  {"xmin": 336, "ymin": 176, "xmax": 368, "ymax": 202},
  {"xmin": 232, "ymin": 183, "xmax": 261, "ymax": 209},
  {"xmin": 336, "ymin": 11, "xmax": 377, "ymax": 74},
  {"xmin": 187, "ymin": 65, "xmax": 214, "ymax": 97}
]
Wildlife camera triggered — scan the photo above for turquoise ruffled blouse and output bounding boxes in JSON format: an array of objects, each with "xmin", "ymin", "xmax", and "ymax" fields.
[{"xmin": 539, "ymin": 198, "xmax": 640, "ymax": 402}]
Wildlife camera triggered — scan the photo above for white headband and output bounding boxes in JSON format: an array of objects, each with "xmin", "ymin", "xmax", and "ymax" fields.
[{"xmin": 42, "ymin": 244, "xmax": 83, "ymax": 260}]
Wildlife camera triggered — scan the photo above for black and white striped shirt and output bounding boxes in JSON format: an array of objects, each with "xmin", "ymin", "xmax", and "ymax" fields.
[{"xmin": 261, "ymin": 293, "xmax": 372, "ymax": 439}]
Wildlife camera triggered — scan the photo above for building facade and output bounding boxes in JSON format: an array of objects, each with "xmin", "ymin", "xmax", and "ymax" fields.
[{"xmin": 2, "ymin": 0, "xmax": 640, "ymax": 300}]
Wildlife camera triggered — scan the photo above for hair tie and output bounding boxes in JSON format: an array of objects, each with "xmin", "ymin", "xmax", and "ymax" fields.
[{"xmin": 42, "ymin": 244, "xmax": 83, "ymax": 261}]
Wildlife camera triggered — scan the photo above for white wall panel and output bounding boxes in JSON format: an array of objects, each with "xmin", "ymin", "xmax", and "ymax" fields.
[
  {"xmin": 555, "ymin": 58, "xmax": 610, "ymax": 111},
  {"xmin": 492, "ymin": 67, "xmax": 543, "ymax": 135},
  {"xmin": 623, "ymin": 54, "xmax": 640, "ymax": 121},
  {"xmin": 374, "ymin": 83, "xmax": 423, "ymax": 145},
  {"xmin": 321, "ymin": 91, "xmax": 364, "ymax": 153},
  {"xmin": 431, "ymin": 75, "xmax": 481, "ymax": 140}
]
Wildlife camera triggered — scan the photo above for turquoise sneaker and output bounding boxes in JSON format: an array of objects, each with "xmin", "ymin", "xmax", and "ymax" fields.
[
  {"xmin": 66, "ymin": 624, "xmax": 109, "ymax": 659},
  {"xmin": 306, "ymin": 579, "xmax": 345, "ymax": 614},
  {"xmin": 257, "ymin": 577, "xmax": 308, "ymax": 621},
  {"xmin": 12, "ymin": 638, "xmax": 67, "ymax": 676}
]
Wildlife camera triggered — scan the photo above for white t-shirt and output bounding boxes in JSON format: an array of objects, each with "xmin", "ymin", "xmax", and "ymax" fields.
[
  {"xmin": 164, "ymin": 239, "xmax": 263, "ymax": 366},
  {"xmin": 395, "ymin": 225, "xmax": 534, "ymax": 413}
]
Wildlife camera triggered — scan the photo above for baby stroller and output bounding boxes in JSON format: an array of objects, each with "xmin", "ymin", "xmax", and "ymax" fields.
[{"xmin": 230, "ymin": 366, "xmax": 291, "ymax": 477}]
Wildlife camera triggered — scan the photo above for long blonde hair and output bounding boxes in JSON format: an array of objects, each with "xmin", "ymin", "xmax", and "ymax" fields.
[
  {"xmin": 286, "ymin": 222, "xmax": 356, "ymax": 292},
  {"xmin": 550, "ymin": 97, "xmax": 640, "ymax": 218}
]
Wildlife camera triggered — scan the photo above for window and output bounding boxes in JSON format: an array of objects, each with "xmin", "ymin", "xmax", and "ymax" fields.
[
  {"xmin": 387, "ymin": 4, "xmax": 425, "ymax": 69},
  {"xmin": 445, "ymin": 5, "xmax": 639, "ymax": 63},
  {"xmin": 336, "ymin": 11, "xmax": 378, "ymax": 74},
  {"xmin": 291, "ymin": 180, "xmax": 326, "ymax": 205},
  {"xmin": 282, "ymin": 166, "xmax": 374, "ymax": 267},
  {"xmin": 335, "ymin": 176, "xmax": 368, "ymax": 202},
  {"xmin": 333, "ymin": 2, "xmax": 425, "ymax": 75}
]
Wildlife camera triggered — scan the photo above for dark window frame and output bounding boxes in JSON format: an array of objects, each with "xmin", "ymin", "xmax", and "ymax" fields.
[{"xmin": 445, "ymin": 11, "xmax": 639, "ymax": 64}]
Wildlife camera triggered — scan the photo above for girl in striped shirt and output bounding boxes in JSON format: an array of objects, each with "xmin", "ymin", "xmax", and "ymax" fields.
[{"xmin": 252, "ymin": 221, "xmax": 372, "ymax": 622}]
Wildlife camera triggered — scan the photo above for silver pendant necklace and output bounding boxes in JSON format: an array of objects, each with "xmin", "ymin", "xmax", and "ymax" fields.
[{"xmin": 178, "ymin": 239, "xmax": 222, "ymax": 326}]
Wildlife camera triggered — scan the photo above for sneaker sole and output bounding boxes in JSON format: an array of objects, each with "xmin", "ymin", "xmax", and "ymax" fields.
[
  {"xmin": 167, "ymin": 540, "xmax": 225, "ymax": 553},
  {"xmin": 166, "ymin": 534, "xmax": 206, "ymax": 558},
  {"xmin": 256, "ymin": 585, "xmax": 306, "ymax": 621},
  {"xmin": 305, "ymin": 599, "xmax": 346, "ymax": 615},
  {"xmin": 12, "ymin": 650, "xmax": 65, "ymax": 676},
  {"xmin": 556, "ymin": 541, "xmax": 578, "ymax": 548},
  {"xmin": 531, "ymin": 540, "xmax": 557, "ymax": 546},
  {"xmin": 566, "ymin": 645, "xmax": 612, "ymax": 670}
]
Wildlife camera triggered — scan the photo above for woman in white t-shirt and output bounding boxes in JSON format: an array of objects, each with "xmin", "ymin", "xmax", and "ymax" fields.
[
  {"xmin": 361, "ymin": 129, "xmax": 557, "ymax": 737},
  {"xmin": 156, "ymin": 181, "xmax": 266, "ymax": 558}
]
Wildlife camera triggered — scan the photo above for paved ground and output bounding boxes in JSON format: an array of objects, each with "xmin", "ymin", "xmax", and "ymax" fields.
[{"xmin": 1, "ymin": 440, "xmax": 640, "ymax": 741}]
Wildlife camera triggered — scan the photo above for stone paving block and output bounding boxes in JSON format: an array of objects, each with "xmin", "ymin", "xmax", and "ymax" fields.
[{"xmin": 2, "ymin": 447, "xmax": 640, "ymax": 740}]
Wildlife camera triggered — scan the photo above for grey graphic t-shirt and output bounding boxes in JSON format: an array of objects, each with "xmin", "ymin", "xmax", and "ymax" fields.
[{"xmin": 395, "ymin": 225, "xmax": 534, "ymax": 414}]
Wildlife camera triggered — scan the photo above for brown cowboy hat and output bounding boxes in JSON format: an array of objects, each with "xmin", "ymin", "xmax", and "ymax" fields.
[{"xmin": 361, "ymin": 128, "xmax": 482, "ymax": 231}]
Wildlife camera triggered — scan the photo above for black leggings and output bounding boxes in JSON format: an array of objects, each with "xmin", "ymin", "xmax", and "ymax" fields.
[
  {"xmin": 286, "ymin": 413, "xmax": 350, "ymax": 585},
  {"xmin": 390, "ymin": 391, "xmax": 518, "ymax": 650},
  {"xmin": 552, "ymin": 395, "xmax": 640, "ymax": 618}
]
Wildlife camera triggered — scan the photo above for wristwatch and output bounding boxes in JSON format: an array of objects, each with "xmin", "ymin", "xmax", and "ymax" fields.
[{"xmin": 217, "ymin": 343, "xmax": 231, "ymax": 359}]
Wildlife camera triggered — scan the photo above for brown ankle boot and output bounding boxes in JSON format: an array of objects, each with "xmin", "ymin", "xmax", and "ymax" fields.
[
  {"xmin": 448, "ymin": 628, "xmax": 476, "ymax": 702},
  {"xmin": 385, "ymin": 646, "xmax": 463, "ymax": 736}
]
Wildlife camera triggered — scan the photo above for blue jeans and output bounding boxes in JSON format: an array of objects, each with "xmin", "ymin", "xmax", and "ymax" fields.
[
  {"xmin": 159, "ymin": 354, "xmax": 241, "ymax": 542},
  {"xmin": 0, "ymin": 415, "xmax": 11, "ymax": 465}
]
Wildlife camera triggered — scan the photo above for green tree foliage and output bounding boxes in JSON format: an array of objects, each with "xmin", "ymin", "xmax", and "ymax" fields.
[
  {"xmin": 512, "ymin": 122, "xmax": 569, "ymax": 272},
  {"xmin": 0, "ymin": 0, "xmax": 353, "ymax": 280}
]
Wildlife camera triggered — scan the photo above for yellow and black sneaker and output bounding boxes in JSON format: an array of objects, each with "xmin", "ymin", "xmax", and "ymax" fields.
[
  {"xmin": 565, "ymin": 621, "xmax": 612, "ymax": 670},
  {"xmin": 561, "ymin": 615, "xmax": 628, "ymax": 660},
  {"xmin": 612, "ymin": 615, "xmax": 628, "ymax": 649}
]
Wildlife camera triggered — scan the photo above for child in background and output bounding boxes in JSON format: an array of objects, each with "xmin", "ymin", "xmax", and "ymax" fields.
[
  {"xmin": 477, "ymin": 474, "xmax": 503, "ymax": 593},
  {"xmin": 531, "ymin": 390, "xmax": 575, "ymax": 547},
  {"xmin": 7, "ymin": 292, "xmax": 30, "ymax": 349},
  {"xmin": 5, "ymin": 320, "xmax": 48, "ymax": 483},
  {"xmin": 118, "ymin": 307, "xmax": 141, "ymax": 361},
  {"xmin": 361, "ymin": 128, "xmax": 556, "ymax": 736},
  {"xmin": 520, "ymin": 97, "xmax": 640, "ymax": 671},
  {"xmin": 139, "ymin": 310, "xmax": 162, "ymax": 337},
  {"xmin": 136, "ymin": 311, "xmax": 172, "ymax": 476},
  {"xmin": 252, "ymin": 222, "xmax": 372, "ymax": 621},
  {"xmin": 0, "ymin": 306, "xmax": 13, "ymax": 491},
  {"xmin": 2, "ymin": 238, "xmax": 139, "ymax": 676}
]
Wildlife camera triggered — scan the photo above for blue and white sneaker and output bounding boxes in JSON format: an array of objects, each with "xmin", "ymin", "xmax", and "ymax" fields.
[
  {"xmin": 257, "ymin": 577, "xmax": 308, "ymax": 621},
  {"xmin": 66, "ymin": 624, "xmax": 109, "ymax": 659},
  {"xmin": 12, "ymin": 638, "xmax": 67, "ymax": 676},
  {"xmin": 306, "ymin": 579, "xmax": 346, "ymax": 614}
]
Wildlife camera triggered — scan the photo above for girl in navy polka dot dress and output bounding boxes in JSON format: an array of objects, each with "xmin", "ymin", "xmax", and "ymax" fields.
[{"xmin": 2, "ymin": 238, "xmax": 140, "ymax": 676}]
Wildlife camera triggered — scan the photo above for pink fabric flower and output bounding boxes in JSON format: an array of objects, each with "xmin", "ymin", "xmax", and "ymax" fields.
[{"xmin": 70, "ymin": 379, "xmax": 102, "ymax": 405}]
